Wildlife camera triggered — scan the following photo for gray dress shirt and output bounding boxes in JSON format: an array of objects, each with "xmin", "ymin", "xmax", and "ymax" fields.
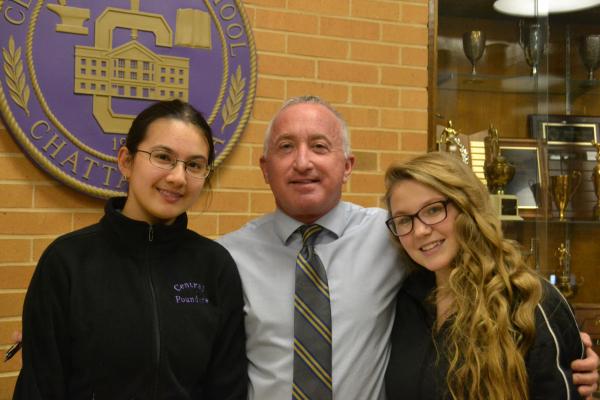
[{"xmin": 218, "ymin": 201, "xmax": 406, "ymax": 400}]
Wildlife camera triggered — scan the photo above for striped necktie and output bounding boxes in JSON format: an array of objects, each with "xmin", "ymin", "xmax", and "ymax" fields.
[{"xmin": 292, "ymin": 224, "xmax": 332, "ymax": 400}]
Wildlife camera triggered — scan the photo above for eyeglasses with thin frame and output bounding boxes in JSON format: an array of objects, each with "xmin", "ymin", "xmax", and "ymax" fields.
[
  {"xmin": 136, "ymin": 149, "xmax": 211, "ymax": 179},
  {"xmin": 385, "ymin": 199, "xmax": 451, "ymax": 237}
]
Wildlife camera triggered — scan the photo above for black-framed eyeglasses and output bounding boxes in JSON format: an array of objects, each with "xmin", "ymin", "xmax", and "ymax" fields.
[
  {"xmin": 385, "ymin": 199, "xmax": 451, "ymax": 237},
  {"xmin": 136, "ymin": 149, "xmax": 211, "ymax": 179}
]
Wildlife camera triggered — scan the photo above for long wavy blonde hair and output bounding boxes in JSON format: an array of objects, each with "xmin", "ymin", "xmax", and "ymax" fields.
[{"xmin": 384, "ymin": 152, "xmax": 542, "ymax": 400}]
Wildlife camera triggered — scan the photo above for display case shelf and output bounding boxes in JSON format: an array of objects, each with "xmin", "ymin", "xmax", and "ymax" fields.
[{"xmin": 438, "ymin": 71, "xmax": 600, "ymax": 96}]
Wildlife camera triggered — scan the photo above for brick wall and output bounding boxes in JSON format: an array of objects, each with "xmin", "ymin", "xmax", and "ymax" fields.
[{"xmin": 0, "ymin": 0, "xmax": 428, "ymax": 396}]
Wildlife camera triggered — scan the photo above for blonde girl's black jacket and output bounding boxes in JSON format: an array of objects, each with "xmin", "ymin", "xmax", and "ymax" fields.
[
  {"xmin": 385, "ymin": 268, "xmax": 585, "ymax": 400},
  {"xmin": 14, "ymin": 197, "xmax": 247, "ymax": 400}
]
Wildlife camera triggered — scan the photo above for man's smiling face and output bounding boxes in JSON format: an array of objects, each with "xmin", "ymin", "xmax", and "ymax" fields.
[{"xmin": 260, "ymin": 103, "xmax": 354, "ymax": 224}]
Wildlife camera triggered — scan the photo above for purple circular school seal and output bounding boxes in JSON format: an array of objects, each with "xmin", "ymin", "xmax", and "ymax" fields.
[{"xmin": 0, "ymin": 0, "xmax": 256, "ymax": 198}]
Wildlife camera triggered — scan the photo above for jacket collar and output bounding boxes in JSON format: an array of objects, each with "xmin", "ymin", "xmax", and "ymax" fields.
[
  {"xmin": 403, "ymin": 268, "xmax": 438, "ymax": 324},
  {"xmin": 101, "ymin": 197, "xmax": 188, "ymax": 246}
]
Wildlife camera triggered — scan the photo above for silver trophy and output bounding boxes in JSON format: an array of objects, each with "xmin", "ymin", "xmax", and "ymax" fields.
[
  {"xmin": 462, "ymin": 31, "xmax": 486, "ymax": 77},
  {"xmin": 579, "ymin": 34, "xmax": 600, "ymax": 81},
  {"xmin": 519, "ymin": 22, "xmax": 545, "ymax": 76}
]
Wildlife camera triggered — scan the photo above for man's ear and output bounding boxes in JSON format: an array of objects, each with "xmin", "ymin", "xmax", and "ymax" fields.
[
  {"xmin": 342, "ymin": 154, "xmax": 355, "ymax": 183},
  {"xmin": 259, "ymin": 155, "xmax": 269, "ymax": 184},
  {"xmin": 117, "ymin": 147, "xmax": 133, "ymax": 179}
]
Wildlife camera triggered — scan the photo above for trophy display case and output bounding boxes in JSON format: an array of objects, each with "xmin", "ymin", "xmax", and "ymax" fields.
[{"xmin": 428, "ymin": 0, "xmax": 600, "ymax": 308}]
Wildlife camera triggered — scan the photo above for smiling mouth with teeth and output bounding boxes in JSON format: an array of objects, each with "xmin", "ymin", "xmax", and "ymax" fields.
[{"xmin": 420, "ymin": 240, "xmax": 444, "ymax": 251}]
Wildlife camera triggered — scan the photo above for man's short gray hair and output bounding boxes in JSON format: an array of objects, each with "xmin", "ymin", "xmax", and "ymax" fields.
[{"xmin": 262, "ymin": 95, "xmax": 351, "ymax": 158}]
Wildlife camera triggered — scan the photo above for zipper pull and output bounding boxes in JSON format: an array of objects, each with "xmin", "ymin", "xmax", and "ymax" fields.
[{"xmin": 148, "ymin": 225, "xmax": 154, "ymax": 242}]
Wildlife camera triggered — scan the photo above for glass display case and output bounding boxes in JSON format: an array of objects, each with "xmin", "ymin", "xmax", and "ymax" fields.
[{"xmin": 429, "ymin": 0, "xmax": 600, "ymax": 308}]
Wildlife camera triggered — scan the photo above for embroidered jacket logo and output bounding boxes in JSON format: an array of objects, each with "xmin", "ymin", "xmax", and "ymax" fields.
[{"xmin": 173, "ymin": 281, "xmax": 209, "ymax": 304}]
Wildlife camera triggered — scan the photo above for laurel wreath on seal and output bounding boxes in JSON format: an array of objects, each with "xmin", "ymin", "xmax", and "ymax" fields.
[
  {"xmin": 2, "ymin": 35, "xmax": 31, "ymax": 117},
  {"xmin": 221, "ymin": 65, "xmax": 246, "ymax": 133}
]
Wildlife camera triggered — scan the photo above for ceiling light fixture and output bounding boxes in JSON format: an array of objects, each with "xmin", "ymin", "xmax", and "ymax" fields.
[{"xmin": 493, "ymin": 0, "xmax": 600, "ymax": 16}]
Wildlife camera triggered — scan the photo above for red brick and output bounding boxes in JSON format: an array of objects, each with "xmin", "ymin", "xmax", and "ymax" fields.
[
  {"xmin": 258, "ymin": 54, "xmax": 315, "ymax": 79},
  {"xmin": 72, "ymin": 212, "xmax": 102, "ymax": 230},
  {"xmin": 243, "ymin": 0, "xmax": 285, "ymax": 7},
  {"xmin": 0, "ymin": 240, "xmax": 31, "ymax": 263},
  {"xmin": 0, "ymin": 320, "xmax": 22, "ymax": 346},
  {"xmin": 0, "ymin": 351, "xmax": 21, "ymax": 373},
  {"xmin": 218, "ymin": 214, "xmax": 255, "ymax": 235},
  {"xmin": 288, "ymin": 35, "xmax": 349, "ymax": 59},
  {"xmin": 35, "ymin": 185, "xmax": 104, "ymax": 209},
  {"xmin": 382, "ymin": 24, "xmax": 428, "ymax": 45},
  {"xmin": 352, "ymin": 86, "xmax": 399, "ymax": 107},
  {"xmin": 321, "ymin": 17, "xmax": 379, "ymax": 41},
  {"xmin": 287, "ymin": 0, "xmax": 350, "ymax": 16},
  {"xmin": 0, "ymin": 157, "xmax": 48, "ymax": 181},
  {"xmin": 400, "ymin": 89, "xmax": 428, "ymax": 109},
  {"xmin": 381, "ymin": 110, "xmax": 428, "ymax": 130},
  {"xmin": 380, "ymin": 151, "xmax": 421, "ymax": 171},
  {"xmin": 255, "ymin": 77, "xmax": 286, "ymax": 100},
  {"xmin": 254, "ymin": 9, "xmax": 318, "ymax": 34},
  {"xmin": 217, "ymin": 167, "xmax": 269, "ymax": 190},
  {"xmin": 0, "ymin": 212, "xmax": 71, "ymax": 235},
  {"xmin": 341, "ymin": 194, "xmax": 381, "ymax": 208},
  {"xmin": 353, "ymin": 151, "xmax": 378, "ymax": 171},
  {"xmin": 0, "ymin": 184, "xmax": 33, "ymax": 207},
  {"xmin": 187, "ymin": 213, "xmax": 218, "ymax": 236},
  {"xmin": 401, "ymin": 131, "xmax": 428, "ymax": 151},
  {"xmin": 251, "ymin": 147, "xmax": 264, "ymax": 167},
  {"xmin": 222, "ymin": 144, "xmax": 252, "ymax": 167},
  {"xmin": 251, "ymin": 98, "xmax": 285, "ymax": 123},
  {"xmin": 0, "ymin": 265, "xmax": 34, "ymax": 289},
  {"xmin": 0, "ymin": 292, "xmax": 25, "ymax": 318},
  {"xmin": 250, "ymin": 192, "xmax": 276, "ymax": 214},
  {"xmin": 252, "ymin": 30, "xmax": 286, "ymax": 53},
  {"xmin": 401, "ymin": 47, "xmax": 428, "ymax": 67},
  {"xmin": 351, "ymin": 42, "xmax": 400, "ymax": 64},
  {"xmin": 352, "ymin": 129, "xmax": 399, "ymax": 151},
  {"xmin": 382, "ymin": 66, "xmax": 428, "ymax": 87},
  {"xmin": 239, "ymin": 121, "xmax": 269, "ymax": 145},
  {"xmin": 0, "ymin": 375, "xmax": 18, "ymax": 399},
  {"xmin": 336, "ymin": 106, "xmax": 379, "ymax": 128},
  {"xmin": 287, "ymin": 81, "xmax": 349, "ymax": 104},
  {"xmin": 351, "ymin": 0, "xmax": 401, "ymax": 22},
  {"xmin": 195, "ymin": 191, "xmax": 249, "ymax": 213},
  {"xmin": 0, "ymin": 129, "xmax": 21, "ymax": 152},
  {"xmin": 319, "ymin": 61, "xmax": 378, "ymax": 84},
  {"xmin": 401, "ymin": 3, "xmax": 429, "ymax": 24},
  {"xmin": 349, "ymin": 172, "xmax": 385, "ymax": 194}
]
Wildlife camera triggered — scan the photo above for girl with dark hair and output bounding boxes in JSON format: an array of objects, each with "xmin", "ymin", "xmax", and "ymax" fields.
[{"xmin": 14, "ymin": 100, "xmax": 247, "ymax": 399}]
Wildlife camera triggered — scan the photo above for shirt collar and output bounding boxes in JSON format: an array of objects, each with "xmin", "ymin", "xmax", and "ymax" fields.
[{"xmin": 272, "ymin": 202, "xmax": 347, "ymax": 245}]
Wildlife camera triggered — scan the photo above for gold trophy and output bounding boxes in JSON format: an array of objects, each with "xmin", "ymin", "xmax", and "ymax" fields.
[
  {"xmin": 592, "ymin": 140, "xmax": 600, "ymax": 219},
  {"xmin": 437, "ymin": 120, "xmax": 470, "ymax": 165},
  {"xmin": 550, "ymin": 171, "xmax": 582, "ymax": 221},
  {"xmin": 484, "ymin": 124, "xmax": 521, "ymax": 220},
  {"xmin": 556, "ymin": 240, "xmax": 583, "ymax": 299}
]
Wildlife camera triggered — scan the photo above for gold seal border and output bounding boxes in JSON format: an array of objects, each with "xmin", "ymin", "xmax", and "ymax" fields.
[
  {"xmin": 213, "ymin": 0, "xmax": 257, "ymax": 169},
  {"xmin": 0, "ymin": 0, "xmax": 256, "ymax": 198}
]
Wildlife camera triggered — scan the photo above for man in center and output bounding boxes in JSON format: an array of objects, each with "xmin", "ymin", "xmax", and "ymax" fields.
[{"xmin": 219, "ymin": 96, "xmax": 403, "ymax": 399}]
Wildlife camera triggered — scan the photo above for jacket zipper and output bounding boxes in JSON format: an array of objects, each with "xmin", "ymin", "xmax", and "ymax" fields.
[{"xmin": 147, "ymin": 225, "xmax": 160, "ymax": 399}]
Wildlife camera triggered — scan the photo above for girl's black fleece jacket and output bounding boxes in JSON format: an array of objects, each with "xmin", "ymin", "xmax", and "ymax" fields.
[
  {"xmin": 385, "ymin": 268, "xmax": 584, "ymax": 400},
  {"xmin": 14, "ymin": 197, "xmax": 247, "ymax": 400}
]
